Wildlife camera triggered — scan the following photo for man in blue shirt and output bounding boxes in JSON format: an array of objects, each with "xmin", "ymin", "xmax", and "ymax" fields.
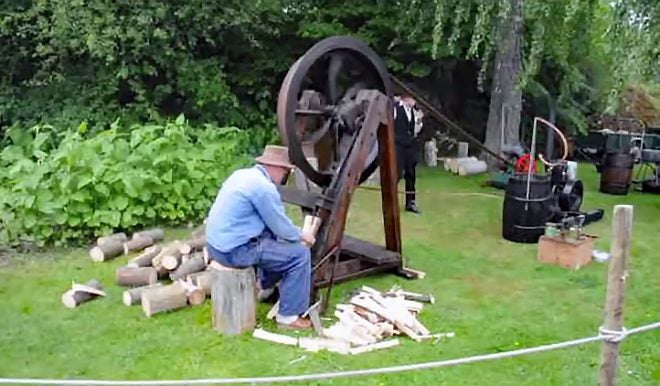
[{"xmin": 205, "ymin": 145, "xmax": 316, "ymax": 330}]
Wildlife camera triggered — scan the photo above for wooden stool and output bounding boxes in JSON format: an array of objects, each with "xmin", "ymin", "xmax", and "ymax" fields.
[{"xmin": 210, "ymin": 261, "xmax": 257, "ymax": 335}]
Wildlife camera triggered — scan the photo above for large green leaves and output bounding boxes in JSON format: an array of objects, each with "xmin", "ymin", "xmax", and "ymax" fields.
[{"xmin": 0, "ymin": 118, "xmax": 248, "ymax": 247}]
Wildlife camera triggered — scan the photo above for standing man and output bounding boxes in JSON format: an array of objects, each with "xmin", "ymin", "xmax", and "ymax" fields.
[
  {"xmin": 205, "ymin": 145, "xmax": 316, "ymax": 330},
  {"xmin": 394, "ymin": 93, "xmax": 422, "ymax": 214}
]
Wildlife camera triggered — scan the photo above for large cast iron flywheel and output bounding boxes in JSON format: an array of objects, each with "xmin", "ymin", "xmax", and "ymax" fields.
[{"xmin": 276, "ymin": 36, "xmax": 393, "ymax": 188}]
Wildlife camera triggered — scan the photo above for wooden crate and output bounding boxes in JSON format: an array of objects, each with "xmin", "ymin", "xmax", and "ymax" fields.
[{"xmin": 537, "ymin": 235, "xmax": 597, "ymax": 269}]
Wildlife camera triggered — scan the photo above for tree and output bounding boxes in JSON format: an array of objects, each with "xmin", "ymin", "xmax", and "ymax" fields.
[{"xmin": 483, "ymin": 0, "xmax": 524, "ymax": 165}]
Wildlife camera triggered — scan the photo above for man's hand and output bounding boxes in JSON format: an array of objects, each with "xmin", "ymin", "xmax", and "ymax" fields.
[{"xmin": 300, "ymin": 230, "xmax": 316, "ymax": 247}]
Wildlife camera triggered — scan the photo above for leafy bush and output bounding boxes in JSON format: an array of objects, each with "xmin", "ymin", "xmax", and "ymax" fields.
[{"xmin": 0, "ymin": 116, "xmax": 250, "ymax": 248}]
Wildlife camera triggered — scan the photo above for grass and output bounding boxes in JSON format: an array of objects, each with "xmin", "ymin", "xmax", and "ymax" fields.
[{"xmin": 0, "ymin": 163, "xmax": 658, "ymax": 385}]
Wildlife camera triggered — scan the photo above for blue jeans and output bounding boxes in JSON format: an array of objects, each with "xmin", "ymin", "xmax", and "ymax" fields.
[{"xmin": 206, "ymin": 230, "xmax": 311, "ymax": 317}]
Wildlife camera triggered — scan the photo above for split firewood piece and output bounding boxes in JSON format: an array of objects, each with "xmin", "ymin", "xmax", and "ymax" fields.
[
  {"xmin": 335, "ymin": 308, "xmax": 380, "ymax": 337},
  {"xmin": 349, "ymin": 339, "xmax": 400, "ymax": 355},
  {"xmin": 97, "ymin": 232, "xmax": 127, "ymax": 246},
  {"xmin": 350, "ymin": 296, "xmax": 420, "ymax": 341},
  {"xmin": 61, "ymin": 279, "xmax": 105, "ymax": 308},
  {"xmin": 177, "ymin": 279, "xmax": 206, "ymax": 306},
  {"xmin": 375, "ymin": 322, "xmax": 397, "ymax": 338},
  {"xmin": 122, "ymin": 236, "xmax": 154, "ymax": 255},
  {"xmin": 418, "ymin": 332, "xmax": 455, "ymax": 340},
  {"xmin": 179, "ymin": 237, "xmax": 205, "ymax": 255},
  {"xmin": 116, "ymin": 266, "xmax": 158, "ymax": 287},
  {"xmin": 411, "ymin": 318, "xmax": 430, "ymax": 336},
  {"xmin": 131, "ymin": 228, "xmax": 164, "ymax": 243},
  {"xmin": 170, "ymin": 254, "xmax": 206, "ymax": 281},
  {"xmin": 122, "ymin": 283, "xmax": 163, "ymax": 306},
  {"xmin": 298, "ymin": 337, "xmax": 350, "ymax": 354},
  {"xmin": 385, "ymin": 289, "xmax": 435, "ymax": 304},
  {"xmin": 89, "ymin": 239, "xmax": 124, "ymax": 262},
  {"xmin": 127, "ymin": 245, "xmax": 161, "ymax": 268},
  {"xmin": 353, "ymin": 306, "xmax": 381, "ymax": 324},
  {"xmin": 252, "ymin": 328, "xmax": 298, "ymax": 346},
  {"xmin": 141, "ymin": 282, "xmax": 188, "ymax": 317},
  {"xmin": 188, "ymin": 271, "xmax": 213, "ymax": 296},
  {"xmin": 301, "ymin": 215, "xmax": 322, "ymax": 235},
  {"xmin": 323, "ymin": 317, "xmax": 376, "ymax": 347},
  {"xmin": 266, "ymin": 301, "xmax": 280, "ymax": 320}
]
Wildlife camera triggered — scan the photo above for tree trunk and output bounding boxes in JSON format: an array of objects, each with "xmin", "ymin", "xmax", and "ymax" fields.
[{"xmin": 483, "ymin": 0, "xmax": 524, "ymax": 168}]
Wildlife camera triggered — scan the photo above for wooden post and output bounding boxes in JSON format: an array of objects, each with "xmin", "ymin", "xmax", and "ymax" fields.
[
  {"xmin": 211, "ymin": 263, "xmax": 257, "ymax": 335},
  {"xmin": 598, "ymin": 205, "xmax": 633, "ymax": 386}
]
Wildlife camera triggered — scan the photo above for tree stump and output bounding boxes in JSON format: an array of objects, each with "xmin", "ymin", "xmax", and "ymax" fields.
[{"xmin": 211, "ymin": 263, "xmax": 257, "ymax": 335}]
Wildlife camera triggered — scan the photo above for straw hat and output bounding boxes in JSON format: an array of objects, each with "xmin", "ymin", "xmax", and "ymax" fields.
[{"xmin": 255, "ymin": 145, "xmax": 294, "ymax": 169}]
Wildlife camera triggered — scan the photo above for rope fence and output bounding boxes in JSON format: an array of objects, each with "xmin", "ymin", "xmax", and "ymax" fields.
[{"xmin": 0, "ymin": 321, "xmax": 657, "ymax": 385}]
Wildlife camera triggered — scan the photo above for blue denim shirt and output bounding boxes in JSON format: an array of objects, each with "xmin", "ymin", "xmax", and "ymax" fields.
[{"xmin": 205, "ymin": 164, "xmax": 301, "ymax": 252}]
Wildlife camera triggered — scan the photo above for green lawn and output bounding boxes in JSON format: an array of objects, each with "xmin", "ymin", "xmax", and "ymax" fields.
[{"xmin": 1, "ymin": 163, "xmax": 658, "ymax": 385}]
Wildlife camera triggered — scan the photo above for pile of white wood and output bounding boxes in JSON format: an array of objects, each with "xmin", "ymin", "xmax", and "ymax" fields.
[
  {"xmin": 443, "ymin": 157, "xmax": 488, "ymax": 176},
  {"xmin": 64, "ymin": 225, "xmax": 213, "ymax": 317},
  {"xmin": 253, "ymin": 285, "xmax": 453, "ymax": 355}
]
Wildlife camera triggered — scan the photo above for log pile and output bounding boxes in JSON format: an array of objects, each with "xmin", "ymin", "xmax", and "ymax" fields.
[
  {"xmin": 253, "ymin": 285, "xmax": 452, "ymax": 355},
  {"xmin": 79, "ymin": 226, "xmax": 214, "ymax": 317},
  {"xmin": 443, "ymin": 157, "xmax": 488, "ymax": 176}
]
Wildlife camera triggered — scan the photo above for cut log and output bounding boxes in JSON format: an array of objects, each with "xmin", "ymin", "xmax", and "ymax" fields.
[
  {"xmin": 89, "ymin": 239, "xmax": 124, "ymax": 262},
  {"xmin": 424, "ymin": 140, "xmax": 438, "ymax": 167},
  {"xmin": 141, "ymin": 282, "xmax": 188, "ymax": 317},
  {"xmin": 131, "ymin": 228, "xmax": 164, "ymax": 242},
  {"xmin": 457, "ymin": 141, "xmax": 469, "ymax": 158},
  {"xmin": 177, "ymin": 279, "xmax": 206, "ymax": 306},
  {"xmin": 188, "ymin": 271, "xmax": 213, "ymax": 296},
  {"xmin": 156, "ymin": 242, "xmax": 184, "ymax": 271},
  {"xmin": 122, "ymin": 283, "xmax": 163, "ymax": 306},
  {"xmin": 179, "ymin": 237, "xmax": 205, "ymax": 255},
  {"xmin": 127, "ymin": 245, "xmax": 161, "ymax": 268},
  {"xmin": 97, "ymin": 232, "xmax": 127, "ymax": 246},
  {"xmin": 116, "ymin": 266, "xmax": 158, "ymax": 287},
  {"xmin": 458, "ymin": 160, "xmax": 488, "ymax": 176},
  {"xmin": 211, "ymin": 263, "xmax": 257, "ymax": 335},
  {"xmin": 61, "ymin": 279, "xmax": 104, "ymax": 308},
  {"xmin": 451, "ymin": 157, "xmax": 477, "ymax": 174},
  {"xmin": 123, "ymin": 236, "xmax": 154, "ymax": 255},
  {"xmin": 170, "ymin": 254, "xmax": 206, "ymax": 281}
]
